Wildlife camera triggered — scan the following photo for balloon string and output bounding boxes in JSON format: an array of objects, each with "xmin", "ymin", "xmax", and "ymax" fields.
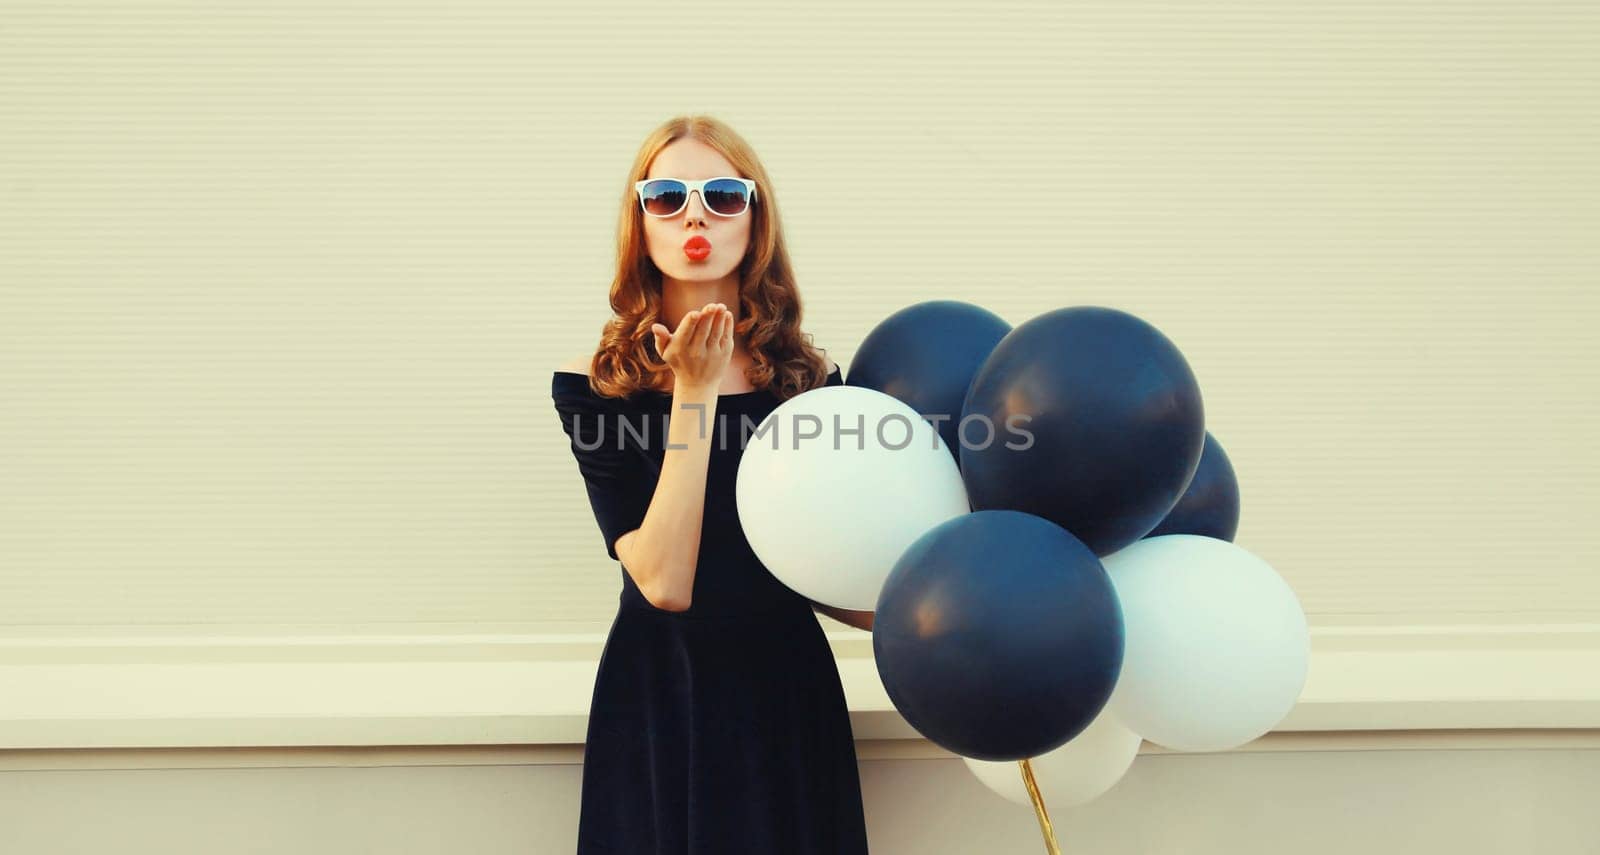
[{"xmin": 1018, "ymin": 758, "xmax": 1062, "ymax": 855}]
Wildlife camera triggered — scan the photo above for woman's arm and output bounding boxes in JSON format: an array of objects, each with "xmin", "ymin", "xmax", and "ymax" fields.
[
  {"xmin": 616, "ymin": 304, "xmax": 737, "ymax": 612},
  {"xmin": 615, "ymin": 381, "xmax": 721, "ymax": 612},
  {"xmin": 812, "ymin": 602, "xmax": 874, "ymax": 632}
]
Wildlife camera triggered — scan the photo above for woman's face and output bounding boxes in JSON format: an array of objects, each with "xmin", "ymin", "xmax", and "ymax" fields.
[{"xmin": 638, "ymin": 138, "xmax": 753, "ymax": 284}]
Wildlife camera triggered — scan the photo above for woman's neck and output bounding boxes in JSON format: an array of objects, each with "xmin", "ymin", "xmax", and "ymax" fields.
[{"xmin": 659, "ymin": 273, "xmax": 741, "ymax": 331}]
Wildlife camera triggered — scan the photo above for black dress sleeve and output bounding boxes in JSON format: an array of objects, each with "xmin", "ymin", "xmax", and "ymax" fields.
[{"xmin": 551, "ymin": 373, "xmax": 655, "ymax": 562}]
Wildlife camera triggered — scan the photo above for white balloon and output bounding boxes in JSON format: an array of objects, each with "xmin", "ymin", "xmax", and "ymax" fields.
[
  {"xmin": 736, "ymin": 385, "xmax": 970, "ymax": 610},
  {"xmin": 963, "ymin": 708, "xmax": 1142, "ymax": 808},
  {"xmin": 1102, "ymin": 534, "xmax": 1309, "ymax": 752}
]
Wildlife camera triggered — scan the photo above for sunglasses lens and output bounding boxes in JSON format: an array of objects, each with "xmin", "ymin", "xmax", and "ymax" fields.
[
  {"xmin": 703, "ymin": 178, "xmax": 751, "ymax": 216},
  {"xmin": 640, "ymin": 180, "xmax": 687, "ymax": 216}
]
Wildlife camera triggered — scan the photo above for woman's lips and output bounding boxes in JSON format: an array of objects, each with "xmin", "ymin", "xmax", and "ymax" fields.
[{"xmin": 683, "ymin": 235, "xmax": 712, "ymax": 262}]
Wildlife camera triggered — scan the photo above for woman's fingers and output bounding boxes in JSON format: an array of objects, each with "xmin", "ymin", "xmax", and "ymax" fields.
[
  {"xmin": 661, "ymin": 310, "xmax": 700, "ymax": 360},
  {"xmin": 657, "ymin": 305, "xmax": 732, "ymax": 370},
  {"xmin": 676, "ymin": 310, "xmax": 700, "ymax": 339},
  {"xmin": 689, "ymin": 305, "xmax": 718, "ymax": 351},
  {"xmin": 672, "ymin": 310, "xmax": 699, "ymax": 352}
]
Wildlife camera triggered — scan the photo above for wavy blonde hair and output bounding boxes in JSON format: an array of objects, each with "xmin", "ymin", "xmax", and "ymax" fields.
[{"xmin": 582, "ymin": 114, "xmax": 830, "ymax": 402}]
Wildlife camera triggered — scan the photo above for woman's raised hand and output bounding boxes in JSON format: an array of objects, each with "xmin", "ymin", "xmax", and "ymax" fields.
[{"xmin": 651, "ymin": 302, "xmax": 735, "ymax": 393}]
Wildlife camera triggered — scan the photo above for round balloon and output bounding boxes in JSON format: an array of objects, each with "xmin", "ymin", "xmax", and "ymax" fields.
[
  {"xmin": 964, "ymin": 707, "xmax": 1142, "ymax": 808},
  {"xmin": 873, "ymin": 510, "xmax": 1124, "ymax": 761},
  {"xmin": 1145, "ymin": 431, "xmax": 1241, "ymax": 541},
  {"xmin": 736, "ymin": 384, "xmax": 969, "ymax": 610},
  {"xmin": 848, "ymin": 300, "xmax": 1012, "ymax": 464},
  {"xmin": 1102, "ymin": 534, "xmax": 1309, "ymax": 752},
  {"xmin": 960, "ymin": 306, "xmax": 1205, "ymax": 556}
]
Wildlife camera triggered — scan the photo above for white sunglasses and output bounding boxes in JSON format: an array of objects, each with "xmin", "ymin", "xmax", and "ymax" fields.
[{"xmin": 633, "ymin": 176, "xmax": 758, "ymax": 218}]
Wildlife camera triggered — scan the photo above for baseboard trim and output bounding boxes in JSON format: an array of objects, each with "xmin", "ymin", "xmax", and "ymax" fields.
[{"xmin": 2, "ymin": 622, "xmax": 1596, "ymax": 750}]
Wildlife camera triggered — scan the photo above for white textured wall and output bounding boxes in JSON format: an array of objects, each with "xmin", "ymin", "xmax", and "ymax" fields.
[
  {"xmin": 3, "ymin": 3, "xmax": 1597, "ymax": 848},
  {"xmin": 2, "ymin": 742, "xmax": 1598, "ymax": 854},
  {"xmin": 4, "ymin": 0, "xmax": 1596, "ymax": 635}
]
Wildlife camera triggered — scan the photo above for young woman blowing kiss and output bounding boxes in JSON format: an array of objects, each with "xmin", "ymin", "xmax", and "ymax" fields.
[{"xmin": 551, "ymin": 114, "xmax": 872, "ymax": 854}]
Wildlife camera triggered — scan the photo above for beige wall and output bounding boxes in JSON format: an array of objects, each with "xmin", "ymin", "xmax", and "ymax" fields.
[
  {"xmin": 2, "ymin": 2, "xmax": 1597, "ymax": 849},
  {"xmin": 3, "ymin": 0, "xmax": 1594, "ymax": 634},
  {"xmin": 3, "ymin": 739, "xmax": 1598, "ymax": 854}
]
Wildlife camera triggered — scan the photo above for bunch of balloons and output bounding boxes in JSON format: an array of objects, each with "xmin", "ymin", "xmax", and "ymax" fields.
[{"xmin": 736, "ymin": 300, "xmax": 1309, "ymax": 822}]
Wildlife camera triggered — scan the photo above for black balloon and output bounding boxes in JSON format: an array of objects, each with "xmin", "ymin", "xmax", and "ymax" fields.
[
  {"xmin": 1145, "ymin": 431, "xmax": 1241, "ymax": 542},
  {"xmin": 873, "ymin": 510, "xmax": 1124, "ymax": 761},
  {"xmin": 960, "ymin": 306, "xmax": 1206, "ymax": 556},
  {"xmin": 846, "ymin": 300, "xmax": 1012, "ymax": 464}
]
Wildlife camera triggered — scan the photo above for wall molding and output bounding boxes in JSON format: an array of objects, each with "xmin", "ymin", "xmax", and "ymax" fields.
[
  {"xmin": 4, "ymin": 730, "xmax": 1599, "ymax": 773},
  {"xmin": 2, "ymin": 622, "xmax": 1596, "ymax": 751}
]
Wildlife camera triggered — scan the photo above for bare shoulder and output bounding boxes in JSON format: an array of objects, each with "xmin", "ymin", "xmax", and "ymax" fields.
[
  {"xmin": 822, "ymin": 353, "xmax": 837, "ymax": 373},
  {"xmin": 558, "ymin": 352, "xmax": 594, "ymax": 375}
]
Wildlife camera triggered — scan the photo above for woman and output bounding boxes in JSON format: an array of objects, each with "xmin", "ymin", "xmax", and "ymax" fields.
[{"xmin": 551, "ymin": 115, "xmax": 873, "ymax": 853}]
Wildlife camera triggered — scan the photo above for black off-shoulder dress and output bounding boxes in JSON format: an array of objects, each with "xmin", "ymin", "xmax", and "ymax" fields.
[{"xmin": 551, "ymin": 364, "xmax": 869, "ymax": 855}]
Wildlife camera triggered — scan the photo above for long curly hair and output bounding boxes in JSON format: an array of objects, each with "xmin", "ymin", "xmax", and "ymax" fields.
[{"xmin": 582, "ymin": 114, "xmax": 830, "ymax": 403}]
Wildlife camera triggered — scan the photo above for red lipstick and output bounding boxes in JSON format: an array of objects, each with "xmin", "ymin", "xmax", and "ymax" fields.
[{"xmin": 683, "ymin": 235, "xmax": 712, "ymax": 262}]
